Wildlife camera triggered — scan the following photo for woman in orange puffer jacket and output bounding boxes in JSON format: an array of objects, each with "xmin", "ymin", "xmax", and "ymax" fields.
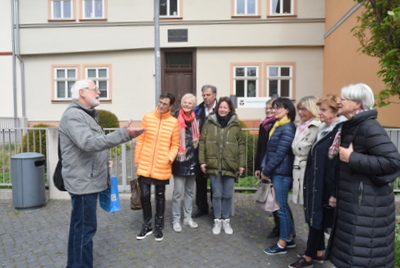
[{"xmin": 134, "ymin": 93, "xmax": 179, "ymax": 242}]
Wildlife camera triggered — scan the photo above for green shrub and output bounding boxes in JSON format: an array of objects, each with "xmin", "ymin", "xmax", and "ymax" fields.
[
  {"xmin": 22, "ymin": 124, "xmax": 51, "ymax": 161},
  {"xmin": 98, "ymin": 110, "xmax": 120, "ymax": 128},
  {"xmin": 98, "ymin": 110, "xmax": 128, "ymax": 158},
  {"xmin": 239, "ymin": 120, "xmax": 258, "ymax": 179}
]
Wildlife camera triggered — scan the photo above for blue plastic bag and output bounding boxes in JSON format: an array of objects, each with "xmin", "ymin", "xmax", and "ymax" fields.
[{"xmin": 99, "ymin": 176, "xmax": 120, "ymax": 213}]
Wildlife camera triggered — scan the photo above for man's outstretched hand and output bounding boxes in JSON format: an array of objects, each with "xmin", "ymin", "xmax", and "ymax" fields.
[{"xmin": 125, "ymin": 120, "xmax": 146, "ymax": 139}]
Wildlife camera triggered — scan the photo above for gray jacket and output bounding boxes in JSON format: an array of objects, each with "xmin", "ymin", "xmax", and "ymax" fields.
[{"xmin": 59, "ymin": 100, "xmax": 131, "ymax": 195}]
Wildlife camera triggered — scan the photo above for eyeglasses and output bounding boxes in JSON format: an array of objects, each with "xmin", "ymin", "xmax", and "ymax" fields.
[
  {"xmin": 297, "ymin": 108, "xmax": 308, "ymax": 112},
  {"xmin": 265, "ymin": 107, "xmax": 274, "ymax": 110},
  {"xmin": 182, "ymin": 101, "xmax": 193, "ymax": 105},
  {"xmin": 83, "ymin": 87, "xmax": 99, "ymax": 92},
  {"xmin": 158, "ymin": 100, "xmax": 170, "ymax": 106},
  {"xmin": 273, "ymin": 107, "xmax": 283, "ymax": 111},
  {"xmin": 202, "ymin": 93, "xmax": 214, "ymax": 97}
]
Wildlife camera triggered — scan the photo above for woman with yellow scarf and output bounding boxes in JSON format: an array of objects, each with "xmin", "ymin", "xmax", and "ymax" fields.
[{"xmin": 261, "ymin": 98, "xmax": 296, "ymax": 256}]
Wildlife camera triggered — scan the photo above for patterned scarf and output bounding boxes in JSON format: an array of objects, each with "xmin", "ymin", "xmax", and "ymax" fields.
[
  {"xmin": 295, "ymin": 118, "xmax": 314, "ymax": 141},
  {"xmin": 328, "ymin": 109, "xmax": 365, "ymax": 159},
  {"xmin": 177, "ymin": 109, "xmax": 200, "ymax": 161},
  {"xmin": 261, "ymin": 116, "xmax": 276, "ymax": 134},
  {"xmin": 269, "ymin": 116, "xmax": 291, "ymax": 138}
]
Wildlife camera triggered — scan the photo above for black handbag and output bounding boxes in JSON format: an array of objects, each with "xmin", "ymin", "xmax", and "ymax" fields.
[{"xmin": 53, "ymin": 135, "xmax": 66, "ymax": 191}]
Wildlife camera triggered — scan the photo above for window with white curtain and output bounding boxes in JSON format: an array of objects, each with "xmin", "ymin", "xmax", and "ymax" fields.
[
  {"xmin": 267, "ymin": 66, "xmax": 292, "ymax": 98},
  {"xmin": 236, "ymin": 0, "xmax": 257, "ymax": 15},
  {"xmin": 83, "ymin": 0, "xmax": 103, "ymax": 19},
  {"xmin": 234, "ymin": 66, "xmax": 258, "ymax": 97},
  {"xmin": 160, "ymin": 0, "xmax": 179, "ymax": 17},
  {"xmin": 86, "ymin": 67, "xmax": 109, "ymax": 98},
  {"xmin": 55, "ymin": 68, "xmax": 77, "ymax": 99},
  {"xmin": 270, "ymin": 0, "xmax": 293, "ymax": 15},
  {"xmin": 51, "ymin": 0, "xmax": 72, "ymax": 19}
]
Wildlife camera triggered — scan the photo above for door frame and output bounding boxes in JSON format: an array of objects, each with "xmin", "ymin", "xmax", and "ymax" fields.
[{"xmin": 161, "ymin": 48, "xmax": 197, "ymax": 96}]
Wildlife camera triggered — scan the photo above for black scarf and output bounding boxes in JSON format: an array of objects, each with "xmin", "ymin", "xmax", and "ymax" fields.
[{"xmin": 217, "ymin": 113, "xmax": 232, "ymax": 128}]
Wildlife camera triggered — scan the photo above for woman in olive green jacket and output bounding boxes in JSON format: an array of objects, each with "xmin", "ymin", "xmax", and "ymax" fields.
[{"xmin": 199, "ymin": 96, "xmax": 246, "ymax": 235}]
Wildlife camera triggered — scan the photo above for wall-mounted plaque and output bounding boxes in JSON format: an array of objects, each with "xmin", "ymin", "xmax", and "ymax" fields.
[{"xmin": 168, "ymin": 29, "xmax": 188, "ymax": 42}]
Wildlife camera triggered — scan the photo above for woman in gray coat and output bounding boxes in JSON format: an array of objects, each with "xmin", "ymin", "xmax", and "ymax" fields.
[{"xmin": 327, "ymin": 83, "xmax": 400, "ymax": 268}]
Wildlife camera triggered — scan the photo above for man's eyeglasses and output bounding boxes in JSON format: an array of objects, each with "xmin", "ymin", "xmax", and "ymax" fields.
[
  {"xmin": 83, "ymin": 87, "xmax": 99, "ymax": 92},
  {"xmin": 202, "ymin": 93, "xmax": 214, "ymax": 97},
  {"xmin": 158, "ymin": 100, "xmax": 170, "ymax": 106}
]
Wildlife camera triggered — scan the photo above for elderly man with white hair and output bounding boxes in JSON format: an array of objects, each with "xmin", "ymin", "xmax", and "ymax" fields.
[{"xmin": 59, "ymin": 79, "xmax": 145, "ymax": 268}]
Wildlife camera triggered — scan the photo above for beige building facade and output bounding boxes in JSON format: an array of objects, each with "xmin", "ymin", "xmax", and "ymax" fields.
[
  {"xmin": 0, "ymin": 0, "xmax": 14, "ymax": 119},
  {"xmin": 2, "ymin": 0, "xmax": 325, "ymax": 127},
  {"xmin": 324, "ymin": 0, "xmax": 400, "ymax": 127}
]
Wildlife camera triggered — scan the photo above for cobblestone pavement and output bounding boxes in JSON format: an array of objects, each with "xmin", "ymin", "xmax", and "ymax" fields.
[{"xmin": 0, "ymin": 193, "xmax": 348, "ymax": 268}]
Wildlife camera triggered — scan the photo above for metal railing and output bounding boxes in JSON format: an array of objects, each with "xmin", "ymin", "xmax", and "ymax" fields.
[{"xmin": 1, "ymin": 127, "xmax": 400, "ymax": 192}]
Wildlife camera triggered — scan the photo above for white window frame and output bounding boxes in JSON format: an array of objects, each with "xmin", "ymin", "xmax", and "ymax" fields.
[
  {"xmin": 160, "ymin": 0, "xmax": 179, "ymax": 17},
  {"xmin": 270, "ymin": 0, "xmax": 293, "ymax": 16},
  {"xmin": 266, "ymin": 65, "xmax": 293, "ymax": 98},
  {"xmin": 51, "ymin": 0, "xmax": 73, "ymax": 19},
  {"xmin": 82, "ymin": 0, "xmax": 104, "ymax": 19},
  {"xmin": 85, "ymin": 67, "xmax": 109, "ymax": 99},
  {"xmin": 235, "ymin": 0, "xmax": 257, "ymax": 16},
  {"xmin": 54, "ymin": 67, "xmax": 77, "ymax": 99},
  {"xmin": 233, "ymin": 66, "xmax": 259, "ymax": 98}
]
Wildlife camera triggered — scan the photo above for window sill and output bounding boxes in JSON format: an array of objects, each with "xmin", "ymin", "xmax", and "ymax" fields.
[
  {"xmin": 79, "ymin": 18, "xmax": 108, "ymax": 22},
  {"xmin": 160, "ymin": 16, "xmax": 183, "ymax": 20},
  {"xmin": 231, "ymin": 15, "xmax": 261, "ymax": 19},
  {"xmin": 48, "ymin": 19, "xmax": 76, "ymax": 23},
  {"xmin": 267, "ymin": 15, "xmax": 297, "ymax": 19},
  {"xmin": 52, "ymin": 99, "xmax": 112, "ymax": 103}
]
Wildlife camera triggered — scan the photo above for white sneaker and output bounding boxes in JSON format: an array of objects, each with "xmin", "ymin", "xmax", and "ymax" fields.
[
  {"xmin": 212, "ymin": 219, "xmax": 222, "ymax": 235},
  {"xmin": 222, "ymin": 219, "xmax": 233, "ymax": 234},
  {"xmin": 184, "ymin": 217, "xmax": 198, "ymax": 229},
  {"xmin": 172, "ymin": 221, "xmax": 182, "ymax": 233}
]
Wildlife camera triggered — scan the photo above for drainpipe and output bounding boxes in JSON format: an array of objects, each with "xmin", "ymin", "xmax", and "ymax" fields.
[
  {"xmin": 14, "ymin": 0, "xmax": 26, "ymax": 119},
  {"xmin": 154, "ymin": 0, "xmax": 161, "ymax": 106},
  {"xmin": 10, "ymin": 0, "xmax": 26, "ymax": 127},
  {"xmin": 10, "ymin": 0, "xmax": 18, "ymax": 127}
]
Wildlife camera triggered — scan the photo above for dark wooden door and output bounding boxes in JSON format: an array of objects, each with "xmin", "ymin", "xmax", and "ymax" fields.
[{"xmin": 161, "ymin": 49, "xmax": 196, "ymax": 112}]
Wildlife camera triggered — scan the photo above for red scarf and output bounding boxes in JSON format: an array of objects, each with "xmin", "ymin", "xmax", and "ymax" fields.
[{"xmin": 177, "ymin": 109, "xmax": 200, "ymax": 161}]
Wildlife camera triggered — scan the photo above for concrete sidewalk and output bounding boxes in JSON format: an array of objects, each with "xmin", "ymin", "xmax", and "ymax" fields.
[{"xmin": 0, "ymin": 193, "xmax": 343, "ymax": 268}]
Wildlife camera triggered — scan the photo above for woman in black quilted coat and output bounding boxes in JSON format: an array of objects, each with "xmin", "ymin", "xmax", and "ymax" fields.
[{"xmin": 327, "ymin": 83, "xmax": 400, "ymax": 268}]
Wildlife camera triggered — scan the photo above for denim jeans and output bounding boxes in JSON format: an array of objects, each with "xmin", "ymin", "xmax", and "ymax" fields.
[
  {"xmin": 67, "ymin": 193, "xmax": 98, "ymax": 268},
  {"xmin": 172, "ymin": 175, "xmax": 196, "ymax": 222},
  {"xmin": 272, "ymin": 174, "xmax": 294, "ymax": 241},
  {"xmin": 209, "ymin": 173, "xmax": 235, "ymax": 219}
]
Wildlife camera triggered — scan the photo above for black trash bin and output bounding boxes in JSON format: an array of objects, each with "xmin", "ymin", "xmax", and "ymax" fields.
[{"xmin": 11, "ymin": 152, "xmax": 46, "ymax": 209}]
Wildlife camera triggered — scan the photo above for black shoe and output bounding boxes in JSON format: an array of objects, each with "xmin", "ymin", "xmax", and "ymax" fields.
[
  {"xmin": 136, "ymin": 226, "xmax": 153, "ymax": 240},
  {"xmin": 289, "ymin": 257, "xmax": 314, "ymax": 268},
  {"xmin": 267, "ymin": 226, "xmax": 279, "ymax": 238},
  {"xmin": 192, "ymin": 209, "xmax": 208, "ymax": 218},
  {"xmin": 154, "ymin": 228, "xmax": 164, "ymax": 242},
  {"xmin": 297, "ymin": 253, "xmax": 324, "ymax": 264},
  {"xmin": 286, "ymin": 239, "xmax": 296, "ymax": 249}
]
